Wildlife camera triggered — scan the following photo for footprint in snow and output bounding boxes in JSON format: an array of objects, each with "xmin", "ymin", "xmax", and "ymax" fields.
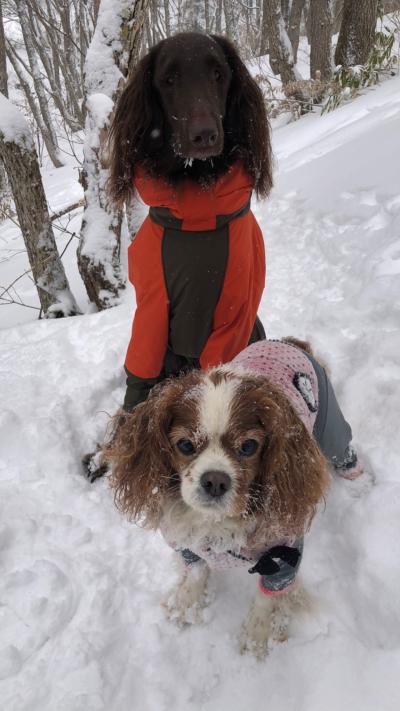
[
  {"xmin": 385, "ymin": 194, "xmax": 400, "ymax": 213},
  {"xmin": 0, "ymin": 559, "xmax": 76, "ymax": 679},
  {"xmin": 358, "ymin": 190, "xmax": 378, "ymax": 207},
  {"xmin": 340, "ymin": 189, "xmax": 380, "ymax": 209}
]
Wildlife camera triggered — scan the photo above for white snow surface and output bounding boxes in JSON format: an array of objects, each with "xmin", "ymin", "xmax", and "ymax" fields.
[{"xmin": 1, "ymin": 76, "xmax": 400, "ymax": 710}]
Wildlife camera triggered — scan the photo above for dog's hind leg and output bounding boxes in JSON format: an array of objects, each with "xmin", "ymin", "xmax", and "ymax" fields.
[
  {"xmin": 82, "ymin": 412, "xmax": 127, "ymax": 483},
  {"xmin": 82, "ymin": 447, "xmax": 110, "ymax": 482},
  {"xmin": 163, "ymin": 554, "xmax": 210, "ymax": 627}
]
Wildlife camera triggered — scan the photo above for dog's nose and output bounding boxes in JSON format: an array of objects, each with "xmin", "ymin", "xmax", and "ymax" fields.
[
  {"xmin": 200, "ymin": 470, "xmax": 231, "ymax": 498},
  {"xmin": 190, "ymin": 127, "xmax": 218, "ymax": 148}
]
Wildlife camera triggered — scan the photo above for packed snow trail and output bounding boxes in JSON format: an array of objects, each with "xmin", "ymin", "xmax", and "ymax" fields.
[{"xmin": 1, "ymin": 76, "xmax": 400, "ymax": 711}]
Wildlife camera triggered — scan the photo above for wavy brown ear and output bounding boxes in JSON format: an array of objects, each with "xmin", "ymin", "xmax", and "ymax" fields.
[
  {"xmin": 211, "ymin": 34, "xmax": 273, "ymax": 199},
  {"xmin": 251, "ymin": 383, "xmax": 330, "ymax": 535},
  {"xmin": 107, "ymin": 48, "xmax": 164, "ymax": 207},
  {"xmin": 103, "ymin": 384, "xmax": 176, "ymax": 527}
]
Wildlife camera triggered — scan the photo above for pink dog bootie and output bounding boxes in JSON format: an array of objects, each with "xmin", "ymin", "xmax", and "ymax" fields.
[{"xmin": 333, "ymin": 444, "xmax": 364, "ymax": 480}]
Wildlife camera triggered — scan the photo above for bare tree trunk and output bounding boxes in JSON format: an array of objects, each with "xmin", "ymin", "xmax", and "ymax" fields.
[
  {"xmin": 304, "ymin": 0, "xmax": 312, "ymax": 44},
  {"xmin": 382, "ymin": 0, "xmax": 400, "ymax": 10},
  {"xmin": 0, "ymin": 96, "xmax": 78, "ymax": 316},
  {"xmin": 164, "ymin": 0, "xmax": 171, "ymax": 35},
  {"xmin": 281, "ymin": 0, "xmax": 290, "ymax": 26},
  {"xmin": 193, "ymin": 0, "xmax": 204, "ymax": 31},
  {"xmin": 262, "ymin": 0, "xmax": 300, "ymax": 83},
  {"xmin": 26, "ymin": 3, "xmax": 83, "ymax": 131},
  {"xmin": 288, "ymin": 0, "xmax": 306, "ymax": 63},
  {"xmin": 223, "ymin": 0, "xmax": 238, "ymax": 42},
  {"xmin": 14, "ymin": 0, "xmax": 64, "ymax": 168},
  {"xmin": 0, "ymin": 0, "xmax": 7, "ymax": 96},
  {"xmin": 126, "ymin": 1, "xmax": 151, "ymax": 75},
  {"xmin": 335, "ymin": 0, "xmax": 379, "ymax": 67},
  {"xmin": 0, "ymin": 0, "xmax": 10, "ymax": 210},
  {"xmin": 77, "ymin": 0, "xmax": 149, "ymax": 311},
  {"xmin": 93, "ymin": 0, "xmax": 101, "ymax": 25},
  {"xmin": 216, "ymin": 0, "xmax": 223, "ymax": 33},
  {"xmin": 5, "ymin": 40, "xmax": 66, "ymax": 166},
  {"xmin": 11, "ymin": 0, "xmax": 89, "ymax": 135},
  {"xmin": 48, "ymin": 1, "xmax": 85, "ymax": 123},
  {"xmin": 310, "ymin": 0, "xmax": 333, "ymax": 80},
  {"xmin": 204, "ymin": 0, "xmax": 210, "ymax": 32},
  {"xmin": 332, "ymin": 0, "xmax": 344, "ymax": 33},
  {"xmin": 144, "ymin": 14, "xmax": 152, "ymax": 48},
  {"xmin": 79, "ymin": 0, "xmax": 90, "ymax": 82},
  {"xmin": 260, "ymin": 0, "xmax": 269, "ymax": 54},
  {"xmin": 60, "ymin": 0, "xmax": 77, "ymax": 86},
  {"xmin": 150, "ymin": 0, "xmax": 158, "ymax": 43}
]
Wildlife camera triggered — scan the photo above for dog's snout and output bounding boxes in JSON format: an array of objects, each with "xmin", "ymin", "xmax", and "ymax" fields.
[
  {"xmin": 200, "ymin": 470, "xmax": 231, "ymax": 498},
  {"xmin": 190, "ymin": 126, "xmax": 218, "ymax": 148}
]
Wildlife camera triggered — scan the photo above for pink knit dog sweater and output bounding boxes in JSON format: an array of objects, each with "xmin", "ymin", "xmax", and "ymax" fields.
[{"xmin": 232, "ymin": 340, "xmax": 319, "ymax": 433}]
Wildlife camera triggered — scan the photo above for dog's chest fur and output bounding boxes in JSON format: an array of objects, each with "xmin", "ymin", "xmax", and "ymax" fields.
[{"xmin": 159, "ymin": 501, "xmax": 281, "ymax": 570}]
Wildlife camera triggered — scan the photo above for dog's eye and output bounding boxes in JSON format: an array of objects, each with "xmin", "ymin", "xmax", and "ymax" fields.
[
  {"xmin": 239, "ymin": 439, "xmax": 259, "ymax": 456},
  {"xmin": 177, "ymin": 438, "xmax": 196, "ymax": 455},
  {"xmin": 214, "ymin": 69, "xmax": 221, "ymax": 81},
  {"xmin": 165, "ymin": 75, "xmax": 175, "ymax": 86}
]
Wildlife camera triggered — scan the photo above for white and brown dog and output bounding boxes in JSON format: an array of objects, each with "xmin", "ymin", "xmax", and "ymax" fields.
[{"xmin": 105, "ymin": 338, "xmax": 362, "ymax": 656}]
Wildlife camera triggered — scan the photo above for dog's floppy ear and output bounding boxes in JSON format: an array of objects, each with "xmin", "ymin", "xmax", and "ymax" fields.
[
  {"xmin": 211, "ymin": 34, "xmax": 273, "ymax": 199},
  {"xmin": 107, "ymin": 48, "xmax": 164, "ymax": 207},
  {"xmin": 103, "ymin": 383, "xmax": 177, "ymax": 527},
  {"xmin": 253, "ymin": 384, "xmax": 330, "ymax": 534}
]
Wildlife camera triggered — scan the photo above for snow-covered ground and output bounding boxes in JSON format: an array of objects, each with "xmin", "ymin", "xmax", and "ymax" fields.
[{"xmin": 1, "ymin": 74, "xmax": 400, "ymax": 710}]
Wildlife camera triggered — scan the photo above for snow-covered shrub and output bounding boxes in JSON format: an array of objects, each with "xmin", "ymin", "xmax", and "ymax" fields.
[
  {"xmin": 256, "ymin": 75, "xmax": 329, "ymax": 123},
  {"xmin": 323, "ymin": 29, "xmax": 397, "ymax": 114},
  {"xmin": 253, "ymin": 75, "xmax": 309, "ymax": 125},
  {"xmin": 284, "ymin": 77, "xmax": 328, "ymax": 115}
]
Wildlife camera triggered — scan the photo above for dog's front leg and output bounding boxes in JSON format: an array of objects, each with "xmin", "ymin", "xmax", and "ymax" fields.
[
  {"xmin": 163, "ymin": 554, "xmax": 210, "ymax": 627},
  {"xmin": 240, "ymin": 586, "xmax": 275, "ymax": 658},
  {"xmin": 241, "ymin": 583, "xmax": 313, "ymax": 658}
]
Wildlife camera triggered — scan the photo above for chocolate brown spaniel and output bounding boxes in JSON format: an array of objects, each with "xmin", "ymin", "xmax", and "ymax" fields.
[{"xmin": 108, "ymin": 32, "xmax": 273, "ymax": 206}]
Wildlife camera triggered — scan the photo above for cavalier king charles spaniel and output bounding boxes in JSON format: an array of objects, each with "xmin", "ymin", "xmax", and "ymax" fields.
[{"xmin": 104, "ymin": 338, "xmax": 361, "ymax": 657}]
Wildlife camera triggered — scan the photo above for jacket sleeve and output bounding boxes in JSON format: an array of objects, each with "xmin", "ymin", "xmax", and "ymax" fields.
[
  {"xmin": 200, "ymin": 213, "xmax": 266, "ymax": 368},
  {"xmin": 124, "ymin": 218, "xmax": 169, "ymax": 380},
  {"xmin": 123, "ymin": 367, "xmax": 162, "ymax": 412}
]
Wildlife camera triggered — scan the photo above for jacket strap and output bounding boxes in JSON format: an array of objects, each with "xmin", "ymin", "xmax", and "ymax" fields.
[{"xmin": 149, "ymin": 198, "xmax": 251, "ymax": 231}]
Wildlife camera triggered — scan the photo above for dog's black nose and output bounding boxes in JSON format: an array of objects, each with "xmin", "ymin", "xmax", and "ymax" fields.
[
  {"xmin": 200, "ymin": 470, "xmax": 231, "ymax": 498},
  {"xmin": 190, "ymin": 128, "xmax": 218, "ymax": 148}
]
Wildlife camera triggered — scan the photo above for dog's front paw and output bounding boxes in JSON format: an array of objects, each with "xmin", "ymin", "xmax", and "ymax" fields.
[
  {"xmin": 162, "ymin": 563, "xmax": 209, "ymax": 627},
  {"xmin": 163, "ymin": 591, "xmax": 206, "ymax": 627},
  {"xmin": 240, "ymin": 596, "xmax": 272, "ymax": 659},
  {"xmin": 241, "ymin": 584, "xmax": 313, "ymax": 657}
]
